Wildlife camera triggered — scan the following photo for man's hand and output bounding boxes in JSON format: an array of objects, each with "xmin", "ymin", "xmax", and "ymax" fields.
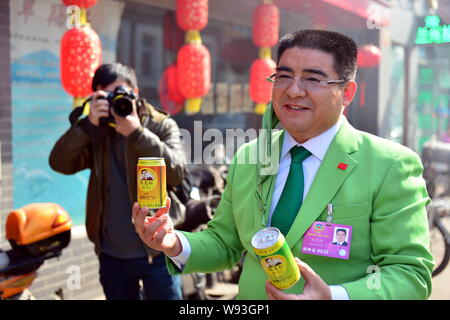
[
  {"xmin": 132, "ymin": 198, "xmax": 183, "ymax": 257},
  {"xmin": 111, "ymin": 100, "xmax": 141, "ymax": 137},
  {"xmin": 265, "ymin": 257, "xmax": 332, "ymax": 300},
  {"xmin": 88, "ymin": 91, "xmax": 110, "ymax": 126}
]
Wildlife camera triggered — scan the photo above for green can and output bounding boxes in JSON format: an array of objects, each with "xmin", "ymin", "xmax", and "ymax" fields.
[{"xmin": 251, "ymin": 227, "xmax": 300, "ymax": 290}]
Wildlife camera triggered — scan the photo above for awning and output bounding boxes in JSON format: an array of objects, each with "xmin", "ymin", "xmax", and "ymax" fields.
[
  {"xmin": 322, "ymin": 0, "xmax": 390, "ymax": 26},
  {"xmin": 275, "ymin": 0, "xmax": 390, "ymax": 28}
]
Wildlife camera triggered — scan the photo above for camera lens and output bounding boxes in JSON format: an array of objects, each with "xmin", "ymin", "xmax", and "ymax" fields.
[{"xmin": 112, "ymin": 97, "xmax": 133, "ymax": 117}]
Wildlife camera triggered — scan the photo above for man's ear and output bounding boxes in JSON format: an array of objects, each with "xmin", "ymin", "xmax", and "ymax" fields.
[
  {"xmin": 342, "ymin": 80, "xmax": 357, "ymax": 107},
  {"xmin": 134, "ymin": 87, "xmax": 139, "ymax": 97}
]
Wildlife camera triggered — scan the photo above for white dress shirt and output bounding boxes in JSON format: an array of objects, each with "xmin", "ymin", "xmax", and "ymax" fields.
[
  {"xmin": 170, "ymin": 118, "xmax": 349, "ymax": 300},
  {"xmin": 267, "ymin": 119, "xmax": 342, "ymax": 225}
]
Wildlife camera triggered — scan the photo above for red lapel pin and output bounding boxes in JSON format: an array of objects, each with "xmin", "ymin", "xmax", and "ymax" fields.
[{"xmin": 337, "ymin": 162, "xmax": 348, "ymax": 170}]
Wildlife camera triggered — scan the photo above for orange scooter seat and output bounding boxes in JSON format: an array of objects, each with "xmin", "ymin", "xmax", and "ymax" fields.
[{"xmin": 6, "ymin": 203, "xmax": 72, "ymax": 256}]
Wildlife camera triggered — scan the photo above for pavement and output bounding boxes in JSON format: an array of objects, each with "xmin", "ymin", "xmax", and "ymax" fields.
[
  {"xmin": 429, "ymin": 215, "xmax": 450, "ymax": 300},
  {"xmin": 430, "ymin": 265, "xmax": 450, "ymax": 300}
]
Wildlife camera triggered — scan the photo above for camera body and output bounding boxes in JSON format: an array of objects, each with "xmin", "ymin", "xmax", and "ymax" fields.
[{"xmin": 99, "ymin": 85, "xmax": 136, "ymax": 125}]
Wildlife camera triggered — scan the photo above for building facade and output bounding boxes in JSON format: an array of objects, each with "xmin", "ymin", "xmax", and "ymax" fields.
[{"xmin": 0, "ymin": 0, "xmax": 448, "ymax": 299}]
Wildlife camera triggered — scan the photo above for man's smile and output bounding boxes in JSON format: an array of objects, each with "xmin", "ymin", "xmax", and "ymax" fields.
[{"xmin": 283, "ymin": 103, "xmax": 311, "ymax": 112}]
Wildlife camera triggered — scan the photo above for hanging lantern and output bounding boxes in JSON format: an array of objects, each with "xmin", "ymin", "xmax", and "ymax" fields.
[
  {"xmin": 175, "ymin": 0, "xmax": 210, "ymax": 114},
  {"xmin": 159, "ymin": 65, "xmax": 185, "ymax": 115},
  {"xmin": 163, "ymin": 11, "xmax": 184, "ymax": 52},
  {"xmin": 62, "ymin": 0, "xmax": 98, "ymax": 8},
  {"xmin": 250, "ymin": 58, "xmax": 276, "ymax": 114},
  {"xmin": 60, "ymin": 25, "xmax": 102, "ymax": 98},
  {"xmin": 62, "ymin": 0, "xmax": 98, "ymax": 9},
  {"xmin": 176, "ymin": 0, "xmax": 208, "ymax": 32},
  {"xmin": 177, "ymin": 43, "xmax": 211, "ymax": 113},
  {"xmin": 162, "ymin": 64, "xmax": 185, "ymax": 104},
  {"xmin": 252, "ymin": 3, "xmax": 279, "ymax": 48},
  {"xmin": 357, "ymin": 44, "xmax": 381, "ymax": 68},
  {"xmin": 250, "ymin": 0, "xmax": 279, "ymax": 114}
]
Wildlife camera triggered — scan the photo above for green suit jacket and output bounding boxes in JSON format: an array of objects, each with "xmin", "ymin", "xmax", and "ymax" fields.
[{"xmin": 168, "ymin": 110, "xmax": 434, "ymax": 300}]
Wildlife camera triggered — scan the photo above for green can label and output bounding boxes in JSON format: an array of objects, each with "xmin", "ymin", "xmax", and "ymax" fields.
[{"xmin": 251, "ymin": 227, "xmax": 300, "ymax": 290}]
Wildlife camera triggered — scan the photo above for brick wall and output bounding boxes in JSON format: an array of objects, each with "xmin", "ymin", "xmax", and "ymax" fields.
[
  {"xmin": 28, "ymin": 228, "xmax": 104, "ymax": 300},
  {"xmin": 0, "ymin": 0, "xmax": 12, "ymax": 247}
]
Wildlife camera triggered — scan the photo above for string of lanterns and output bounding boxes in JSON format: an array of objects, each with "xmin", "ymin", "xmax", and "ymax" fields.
[
  {"xmin": 60, "ymin": 0, "xmax": 102, "ymax": 107},
  {"xmin": 176, "ymin": 0, "xmax": 211, "ymax": 114},
  {"xmin": 58, "ymin": 2, "xmax": 382, "ymax": 117}
]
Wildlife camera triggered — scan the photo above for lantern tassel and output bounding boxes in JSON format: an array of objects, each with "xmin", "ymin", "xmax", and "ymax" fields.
[
  {"xmin": 185, "ymin": 98, "xmax": 202, "ymax": 114},
  {"xmin": 255, "ymin": 103, "xmax": 267, "ymax": 115}
]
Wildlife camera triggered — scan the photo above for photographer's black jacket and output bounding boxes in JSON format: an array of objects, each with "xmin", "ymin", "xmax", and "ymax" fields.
[{"xmin": 49, "ymin": 99, "xmax": 186, "ymax": 259}]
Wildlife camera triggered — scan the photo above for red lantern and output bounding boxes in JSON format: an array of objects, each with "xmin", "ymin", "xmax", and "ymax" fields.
[
  {"xmin": 62, "ymin": 0, "xmax": 98, "ymax": 8},
  {"xmin": 252, "ymin": 3, "xmax": 279, "ymax": 48},
  {"xmin": 60, "ymin": 26, "xmax": 102, "ymax": 97},
  {"xmin": 165, "ymin": 64, "xmax": 185, "ymax": 104},
  {"xmin": 163, "ymin": 11, "xmax": 185, "ymax": 52},
  {"xmin": 250, "ymin": 58, "xmax": 276, "ymax": 104},
  {"xmin": 177, "ymin": 43, "xmax": 211, "ymax": 99},
  {"xmin": 159, "ymin": 65, "xmax": 185, "ymax": 115},
  {"xmin": 176, "ymin": 0, "xmax": 208, "ymax": 31},
  {"xmin": 357, "ymin": 45, "xmax": 381, "ymax": 68}
]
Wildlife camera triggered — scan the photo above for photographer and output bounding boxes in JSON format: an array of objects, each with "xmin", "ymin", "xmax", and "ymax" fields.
[{"xmin": 49, "ymin": 63, "xmax": 186, "ymax": 300}]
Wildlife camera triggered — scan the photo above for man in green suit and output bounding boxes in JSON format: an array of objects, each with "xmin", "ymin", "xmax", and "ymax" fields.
[{"xmin": 133, "ymin": 30, "xmax": 434, "ymax": 299}]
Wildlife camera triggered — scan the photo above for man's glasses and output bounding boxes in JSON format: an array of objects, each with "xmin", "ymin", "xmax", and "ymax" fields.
[{"xmin": 268, "ymin": 73, "xmax": 348, "ymax": 91}]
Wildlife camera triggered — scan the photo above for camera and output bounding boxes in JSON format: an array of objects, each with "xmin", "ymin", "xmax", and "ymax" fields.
[{"xmin": 99, "ymin": 85, "xmax": 136, "ymax": 125}]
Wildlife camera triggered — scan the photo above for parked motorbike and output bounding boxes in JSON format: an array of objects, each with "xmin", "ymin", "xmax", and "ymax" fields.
[
  {"xmin": 0, "ymin": 203, "xmax": 72, "ymax": 300},
  {"xmin": 177, "ymin": 164, "xmax": 242, "ymax": 300}
]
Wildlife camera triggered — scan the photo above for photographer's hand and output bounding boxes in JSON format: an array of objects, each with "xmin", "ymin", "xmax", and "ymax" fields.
[
  {"xmin": 88, "ymin": 91, "xmax": 110, "ymax": 126},
  {"xmin": 112, "ymin": 100, "xmax": 141, "ymax": 137}
]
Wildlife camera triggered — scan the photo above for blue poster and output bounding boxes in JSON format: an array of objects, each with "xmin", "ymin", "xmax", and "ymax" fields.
[{"xmin": 12, "ymin": 50, "xmax": 88, "ymax": 226}]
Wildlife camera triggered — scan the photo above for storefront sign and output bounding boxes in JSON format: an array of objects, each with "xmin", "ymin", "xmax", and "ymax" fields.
[{"xmin": 415, "ymin": 15, "xmax": 450, "ymax": 45}]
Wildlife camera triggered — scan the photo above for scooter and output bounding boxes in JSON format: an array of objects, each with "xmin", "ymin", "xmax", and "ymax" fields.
[{"xmin": 0, "ymin": 203, "xmax": 72, "ymax": 300}]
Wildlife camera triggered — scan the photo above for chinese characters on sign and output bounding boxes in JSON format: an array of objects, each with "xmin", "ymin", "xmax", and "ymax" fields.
[{"xmin": 416, "ymin": 15, "xmax": 450, "ymax": 45}]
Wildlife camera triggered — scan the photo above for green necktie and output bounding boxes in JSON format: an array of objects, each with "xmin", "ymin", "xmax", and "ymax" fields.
[{"xmin": 271, "ymin": 146, "xmax": 311, "ymax": 236}]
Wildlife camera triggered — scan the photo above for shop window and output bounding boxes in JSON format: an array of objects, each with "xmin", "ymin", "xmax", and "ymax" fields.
[{"xmin": 135, "ymin": 24, "xmax": 163, "ymax": 87}]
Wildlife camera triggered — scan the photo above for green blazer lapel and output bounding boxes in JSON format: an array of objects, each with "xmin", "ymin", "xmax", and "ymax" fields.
[
  {"xmin": 285, "ymin": 119, "xmax": 360, "ymax": 248},
  {"xmin": 255, "ymin": 130, "xmax": 284, "ymax": 226}
]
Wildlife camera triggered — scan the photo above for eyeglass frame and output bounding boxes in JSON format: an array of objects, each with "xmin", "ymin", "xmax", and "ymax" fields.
[{"xmin": 267, "ymin": 73, "xmax": 349, "ymax": 90}]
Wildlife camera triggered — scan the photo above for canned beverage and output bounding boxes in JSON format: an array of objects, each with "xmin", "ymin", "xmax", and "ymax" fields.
[
  {"xmin": 251, "ymin": 227, "xmax": 300, "ymax": 290},
  {"xmin": 137, "ymin": 157, "xmax": 166, "ymax": 211}
]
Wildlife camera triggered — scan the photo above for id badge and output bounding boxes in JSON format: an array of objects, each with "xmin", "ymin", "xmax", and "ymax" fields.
[{"xmin": 301, "ymin": 221, "xmax": 352, "ymax": 260}]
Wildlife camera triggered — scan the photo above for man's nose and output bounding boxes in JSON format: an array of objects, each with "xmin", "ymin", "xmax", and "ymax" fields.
[{"xmin": 286, "ymin": 78, "xmax": 307, "ymax": 98}]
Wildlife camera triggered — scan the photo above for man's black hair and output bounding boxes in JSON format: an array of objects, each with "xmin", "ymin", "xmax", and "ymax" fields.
[
  {"xmin": 336, "ymin": 228, "xmax": 347, "ymax": 235},
  {"xmin": 276, "ymin": 29, "xmax": 358, "ymax": 80},
  {"xmin": 91, "ymin": 63, "xmax": 138, "ymax": 91}
]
